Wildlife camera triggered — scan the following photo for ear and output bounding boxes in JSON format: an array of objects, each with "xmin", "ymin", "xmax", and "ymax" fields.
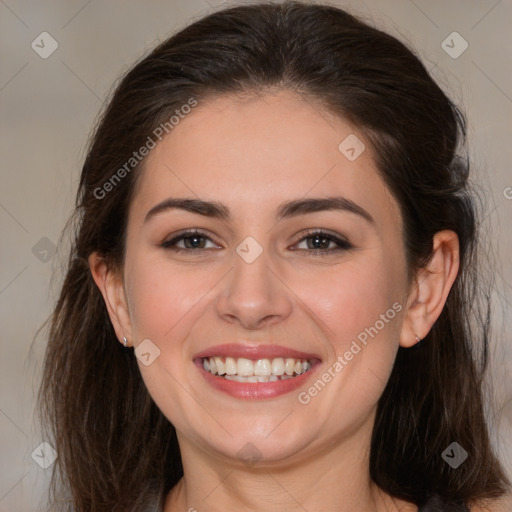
[
  {"xmin": 399, "ymin": 230, "xmax": 460, "ymax": 348},
  {"xmin": 88, "ymin": 252, "xmax": 133, "ymax": 347}
]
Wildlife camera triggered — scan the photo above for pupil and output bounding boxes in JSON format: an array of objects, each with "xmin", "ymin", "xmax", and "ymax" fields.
[
  {"xmin": 186, "ymin": 236, "xmax": 203, "ymax": 248},
  {"xmin": 310, "ymin": 235, "xmax": 328, "ymax": 249}
]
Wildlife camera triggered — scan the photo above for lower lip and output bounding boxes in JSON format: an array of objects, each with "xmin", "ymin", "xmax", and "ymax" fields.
[{"xmin": 195, "ymin": 359, "xmax": 320, "ymax": 399}]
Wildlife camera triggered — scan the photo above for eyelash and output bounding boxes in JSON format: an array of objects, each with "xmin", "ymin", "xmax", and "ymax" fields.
[{"xmin": 161, "ymin": 228, "xmax": 353, "ymax": 256}]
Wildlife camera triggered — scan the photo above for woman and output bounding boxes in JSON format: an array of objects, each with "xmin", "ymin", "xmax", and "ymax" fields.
[{"xmin": 38, "ymin": 2, "xmax": 512, "ymax": 511}]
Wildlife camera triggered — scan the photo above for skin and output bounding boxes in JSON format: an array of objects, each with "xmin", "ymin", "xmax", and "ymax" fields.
[{"xmin": 90, "ymin": 89, "xmax": 462, "ymax": 511}]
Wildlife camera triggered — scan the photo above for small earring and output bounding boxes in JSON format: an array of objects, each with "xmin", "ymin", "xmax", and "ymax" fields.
[
  {"xmin": 408, "ymin": 334, "xmax": 422, "ymax": 350},
  {"xmin": 123, "ymin": 337, "xmax": 128, "ymax": 348}
]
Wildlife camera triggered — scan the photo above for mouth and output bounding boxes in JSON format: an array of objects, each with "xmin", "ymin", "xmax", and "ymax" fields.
[
  {"xmin": 193, "ymin": 344, "xmax": 321, "ymax": 399},
  {"xmin": 201, "ymin": 356, "xmax": 313, "ymax": 382}
]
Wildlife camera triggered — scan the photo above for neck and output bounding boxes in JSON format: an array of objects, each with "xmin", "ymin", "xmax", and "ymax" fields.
[{"xmin": 164, "ymin": 412, "xmax": 417, "ymax": 512}]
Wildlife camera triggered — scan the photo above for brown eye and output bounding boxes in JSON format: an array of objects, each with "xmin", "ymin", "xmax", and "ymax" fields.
[
  {"xmin": 293, "ymin": 230, "xmax": 353, "ymax": 255},
  {"xmin": 162, "ymin": 230, "xmax": 219, "ymax": 252}
]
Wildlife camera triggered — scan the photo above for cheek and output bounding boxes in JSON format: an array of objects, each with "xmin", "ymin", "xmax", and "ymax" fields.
[
  {"xmin": 303, "ymin": 257, "xmax": 402, "ymax": 346},
  {"xmin": 124, "ymin": 258, "xmax": 217, "ymax": 425},
  {"xmin": 301, "ymin": 253, "xmax": 405, "ymax": 408},
  {"xmin": 298, "ymin": 260, "xmax": 404, "ymax": 418},
  {"xmin": 125, "ymin": 256, "xmax": 212, "ymax": 345}
]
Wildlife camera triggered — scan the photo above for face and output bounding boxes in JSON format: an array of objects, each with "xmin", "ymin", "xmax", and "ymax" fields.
[{"xmin": 119, "ymin": 90, "xmax": 411, "ymax": 465}]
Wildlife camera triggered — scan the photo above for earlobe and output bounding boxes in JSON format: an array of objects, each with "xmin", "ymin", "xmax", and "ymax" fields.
[
  {"xmin": 88, "ymin": 252, "xmax": 133, "ymax": 347},
  {"xmin": 399, "ymin": 230, "xmax": 460, "ymax": 348}
]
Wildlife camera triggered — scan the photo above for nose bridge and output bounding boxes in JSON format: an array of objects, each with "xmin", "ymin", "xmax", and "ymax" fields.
[{"xmin": 216, "ymin": 234, "xmax": 292, "ymax": 328}]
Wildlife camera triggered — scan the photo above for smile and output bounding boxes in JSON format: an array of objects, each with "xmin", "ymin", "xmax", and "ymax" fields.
[
  {"xmin": 194, "ymin": 344, "xmax": 320, "ymax": 399},
  {"xmin": 202, "ymin": 356, "xmax": 312, "ymax": 382}
]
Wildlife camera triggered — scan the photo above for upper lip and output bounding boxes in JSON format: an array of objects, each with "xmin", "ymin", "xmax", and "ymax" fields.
[{"xmin": 194, "ymin": 343, "xmax": 321, "ymax": 361}]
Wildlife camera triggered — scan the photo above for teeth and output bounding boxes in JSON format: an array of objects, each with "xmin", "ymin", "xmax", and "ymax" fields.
[
  {"xmin": 225, "ymin": 357, "xmax": 237, "ymax": 375},
  {"xmin": 254, "ymin": 359, "xmax": 271, "ymax": 376},
  {"xmin": 225, "ymin": 375, "xmax": 243, "ymax": 382},
  {"xmin": 272, "ymin": 358, "xmax": 285, "ymax": 375},
  {"xmin": 215, "ymin": 357, "xmax": 225, "ymax": 375},
  {"xmin": 202, "ymin": 356, "xmax": 313, "ymax": 380},
  {"xmin": 224, "ymin": 375, "xmax": 276, "ymax": 383},
  {"xmin": 237, "ymin": 357, "xmax": 254, "ymax": 377}
]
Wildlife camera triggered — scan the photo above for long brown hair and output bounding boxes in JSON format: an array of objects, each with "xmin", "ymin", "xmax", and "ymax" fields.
[{"xmin": 38, "ymin": 2, "xmax": 510, "ymax": 510}]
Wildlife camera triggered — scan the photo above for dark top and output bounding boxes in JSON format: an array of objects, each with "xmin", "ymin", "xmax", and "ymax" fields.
[{"xmin": 417, "ymin": 493, "xmax": 470, "ymax": 511}]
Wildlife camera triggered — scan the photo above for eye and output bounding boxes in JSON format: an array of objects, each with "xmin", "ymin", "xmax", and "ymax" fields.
[
  {"xmin": 161, "ymin": 229, "xmax": 219, "ymax": 253},
  {"xmin": 292, "ymin": 229, "xmax": 353, "ymax": 255},
  {"xmin": 161, "ymin": 228, "xmax": 353, "ymax": 256}
]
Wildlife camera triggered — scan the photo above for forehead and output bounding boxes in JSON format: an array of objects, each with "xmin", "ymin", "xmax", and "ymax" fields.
[{"xmin": 130, "ymin": 89, "xmax": 400, "ymax": 229}]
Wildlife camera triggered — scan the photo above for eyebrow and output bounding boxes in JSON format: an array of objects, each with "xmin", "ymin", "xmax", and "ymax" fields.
[{"xmin": 144, "ymin": 196, "xmax": 374, "ymax": 225}]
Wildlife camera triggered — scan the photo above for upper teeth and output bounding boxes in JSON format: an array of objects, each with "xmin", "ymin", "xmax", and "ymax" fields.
[{"xmin": 203, "ymin": 356, "xmax": 312, "ymax": 381}]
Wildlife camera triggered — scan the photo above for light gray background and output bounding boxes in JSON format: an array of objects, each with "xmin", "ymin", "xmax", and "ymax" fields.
[{"xmin": 1, "ymin": 1, "xmax": 511, "ymax": 510}]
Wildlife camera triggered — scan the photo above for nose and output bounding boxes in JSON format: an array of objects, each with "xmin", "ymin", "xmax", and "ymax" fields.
[{"xmin": 216, "ymin": 244, "xmax": 293, "ymax": 330}]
